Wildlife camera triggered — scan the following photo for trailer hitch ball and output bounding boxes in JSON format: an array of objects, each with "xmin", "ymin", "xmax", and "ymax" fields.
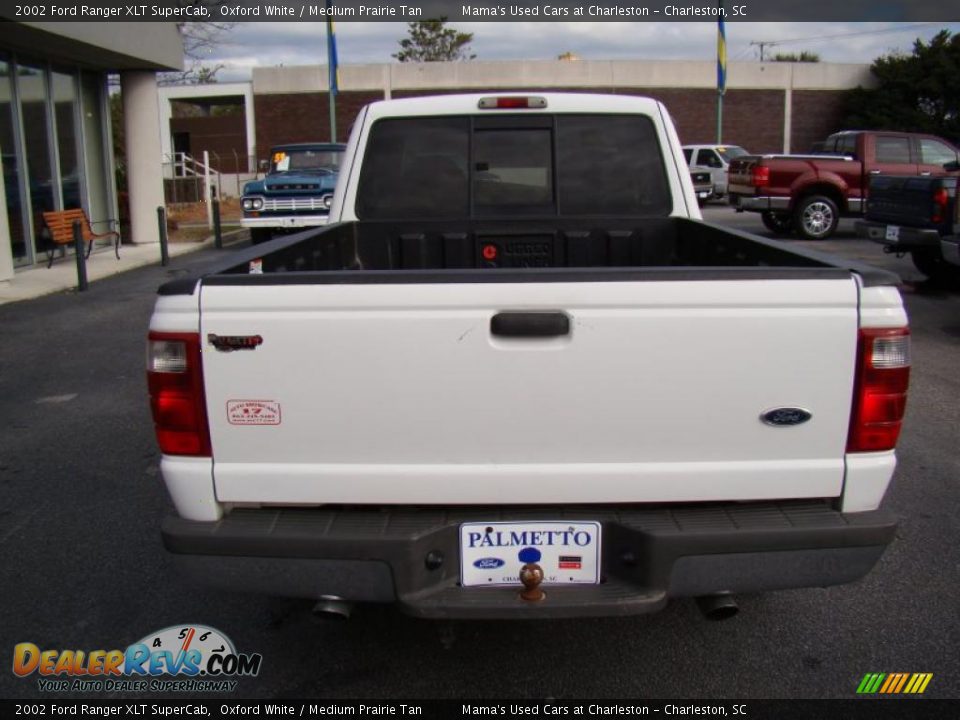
[{"xmin": 519, "ymin": 563, "xmax": 546, "ymax": 602}]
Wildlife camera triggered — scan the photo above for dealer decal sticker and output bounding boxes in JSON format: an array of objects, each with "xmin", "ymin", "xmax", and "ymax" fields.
[{"xmin": 227, "ymin": 400, "xmax": 281, "ymax": 426}]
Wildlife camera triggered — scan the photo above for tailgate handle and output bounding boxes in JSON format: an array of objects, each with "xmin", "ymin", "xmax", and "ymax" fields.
[{"xmin": 490, "ymin": 311, "xmax": 570, "ymax": 338}]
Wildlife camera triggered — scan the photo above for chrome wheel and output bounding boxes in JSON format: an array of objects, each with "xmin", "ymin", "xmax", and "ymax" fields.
[{"xmin": 794, "ymin": 195, "xmax": 839, "ymax": 240}]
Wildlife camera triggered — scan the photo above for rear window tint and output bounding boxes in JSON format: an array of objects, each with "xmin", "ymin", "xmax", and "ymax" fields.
[
  {"xmin": 356, "ymin": 114, "xmax": 671, "ymax": 219},
  {"xmin": 355, "ymin": 117, "xmax": 469, "ymax": 219},
  {"xmin": 556, "ymin": 115, "xmax": 670, "ymax": 215}
]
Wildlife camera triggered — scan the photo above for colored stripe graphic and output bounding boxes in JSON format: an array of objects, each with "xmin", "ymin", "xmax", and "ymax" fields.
[
  {"xmin": 857, "ymin": 672, "xmax": 932, "ymax": 694},
  {"xmin": 325, "ymin": 0, "xmax": 339, "ymax": 95},
  {"xmin": 717, "ymin": 9, "xmax": 727, "ymax": 96}
]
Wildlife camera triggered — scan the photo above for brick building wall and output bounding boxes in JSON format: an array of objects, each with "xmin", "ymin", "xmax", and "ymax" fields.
[
  {"xmin": 248, "ymin": 61, "xmax": 872, "ymax": 159},
  {"xmin": 791, "ymin": 90, "xmax": 851, "ymax": 154},
  {"xmin": 270, "ymin": 86, "xmax": 795, "ymax": 155},
  {"xmin": 169, "ymin": 115, "xmax": 247, "ymax": 172},
  {"xmin": 253, "ymin": 91, "xmax": 382, "ymax": 157}
]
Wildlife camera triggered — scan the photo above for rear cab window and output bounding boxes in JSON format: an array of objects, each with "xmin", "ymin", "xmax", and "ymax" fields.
[
  {"xmin": 875, "ymin": 136, "xmax": 913, "ymax": 164},
  {"xmin": 356, "ymin": 114, "xmax": 672, "ymax": 219}
]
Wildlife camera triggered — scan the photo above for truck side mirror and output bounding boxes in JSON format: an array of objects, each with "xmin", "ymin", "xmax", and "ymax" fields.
[
  {"xmin": 944, "ymin": 160, "xmax": 959, "ymax": 172},
  {"xmin": 258, "ymin": 159, "xmax": 270, "ymax": 173}
]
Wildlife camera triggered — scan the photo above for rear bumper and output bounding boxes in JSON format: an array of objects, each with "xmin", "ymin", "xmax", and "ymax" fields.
[
  {"xmin": 855, "ymin": 220, "xmax": 942, "ymax": 251},
  {"xmin": 162, "ymin": 501, "xmax": 896, "ymax": 619},
  {"xmin": 728, "ymin": 194, "xmax": 791, "ymax": 212},
  {"xmin": 941, "ymin": 237, "xmax": 960, "ymax": 267}
]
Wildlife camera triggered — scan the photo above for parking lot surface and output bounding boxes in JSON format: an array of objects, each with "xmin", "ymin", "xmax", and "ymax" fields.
[{"xmin": 1, "ymin": 207, "xmax": 957, "ymax": 699}]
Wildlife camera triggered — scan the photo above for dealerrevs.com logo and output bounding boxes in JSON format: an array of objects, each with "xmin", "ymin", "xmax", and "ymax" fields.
[{"xmin": 13, "ymin": 624, "xmax": 262, "ymax": 693}]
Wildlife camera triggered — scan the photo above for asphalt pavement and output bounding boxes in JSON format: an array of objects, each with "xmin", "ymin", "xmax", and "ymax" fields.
[{"xmin": 1, "ymin": 208, "xmax": 957, "ymax": 701}]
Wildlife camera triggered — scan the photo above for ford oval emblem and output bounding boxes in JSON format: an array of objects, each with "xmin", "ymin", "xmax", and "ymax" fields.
[
  {"xmin": 761, "ymin": 407, "xmax": 813, "ymax": 427},
  {"xmin": 473, "ymin": 557, "xmax": 505, "ymax": 570}
]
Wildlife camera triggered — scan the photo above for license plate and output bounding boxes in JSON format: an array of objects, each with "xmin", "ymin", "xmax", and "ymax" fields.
[
  {"xmin": 885, "ymin": 225, "xmax": 900, "ymax": 242},
  {"xmin": 459, "ymin": 521, "xmax": 602, "ymax": 587}
]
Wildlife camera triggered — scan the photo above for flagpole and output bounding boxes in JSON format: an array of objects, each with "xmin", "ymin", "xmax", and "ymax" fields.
[
  {"xmin": 717, "ymin": 2, "xmax": 726, "ymax": 144},
  {"xmin": 325, "ymin": 0, "xmax": 338, "ymax": 142},
  {"xmin": 717, "ymin": 95, "xmax": 723, "ymax": 145}
]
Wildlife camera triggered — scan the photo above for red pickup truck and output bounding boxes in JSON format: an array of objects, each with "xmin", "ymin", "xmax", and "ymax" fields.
[{"xmin": 728, "ymin": 130, "xmax": 959, "ymax": 239}]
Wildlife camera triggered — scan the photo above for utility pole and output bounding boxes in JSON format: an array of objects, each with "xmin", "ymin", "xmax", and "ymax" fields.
[{"xmin": 750, "ymin": 41, "xmax": 778, "ymax": 62}]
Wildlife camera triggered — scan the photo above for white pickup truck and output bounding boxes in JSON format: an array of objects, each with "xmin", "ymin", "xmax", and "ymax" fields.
[{"xmin": 149, "ymin": 93, "xmax": 909, "ymax": 620}]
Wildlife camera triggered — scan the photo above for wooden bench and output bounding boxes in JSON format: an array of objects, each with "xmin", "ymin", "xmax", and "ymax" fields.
[{"xmin": 41, "ymin": 208, "xmax": 120, "ymax": 268}]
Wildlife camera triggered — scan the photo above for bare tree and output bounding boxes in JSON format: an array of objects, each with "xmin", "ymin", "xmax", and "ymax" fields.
[
  {"xmin": 158, "ymin": 22, "xmax": 235, "ymax": 85},
  {"xmin": 160, "ymin": 2, "xmax": 237, "ymax": 85}
]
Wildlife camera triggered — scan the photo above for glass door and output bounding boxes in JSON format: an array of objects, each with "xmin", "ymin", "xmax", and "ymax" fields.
[{"xmin": 0, "ymin": 58, "xmax": 28, "ymax": 266}]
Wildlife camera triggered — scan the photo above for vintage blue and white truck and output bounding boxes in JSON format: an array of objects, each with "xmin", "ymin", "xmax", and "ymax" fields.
[{"xmin": 241, "ymin": 143, "xmax": 346, "ymax": 244}]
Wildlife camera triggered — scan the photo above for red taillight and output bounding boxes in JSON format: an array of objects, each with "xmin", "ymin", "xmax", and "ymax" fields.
[
  {"xmin": 751, "ymin": 165, "xmax": 770, "ymax": 188},
  {"xmin": 147, "ymin": 331, "xmax": 211, "ymax": 457},
  {"xmin": 847, "ymin": 328, "xmax": 910, "ymax": 453},
  {"xmin": 931, "ymin": 188, "xmax": 949, "ymax": 224},
  {"xmin": 478, "ymin": 96, "xmax": 548, "ymax": 110}
]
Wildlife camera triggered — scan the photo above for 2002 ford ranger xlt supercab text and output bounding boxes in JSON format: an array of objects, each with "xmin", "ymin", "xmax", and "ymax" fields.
[{"xmin": 149, "ymin": 94, "xmax": 910, "ymax": 619}]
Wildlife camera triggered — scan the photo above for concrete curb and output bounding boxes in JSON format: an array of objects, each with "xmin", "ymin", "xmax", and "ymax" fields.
[{"xmin": 0, "ymin": 229, "xmax": 247, "ymax": 306}]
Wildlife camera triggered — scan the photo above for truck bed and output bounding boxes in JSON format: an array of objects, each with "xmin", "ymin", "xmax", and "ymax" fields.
[{"xmin": 196, "ymin": 217, "xmax": 895, "ymax": 286}]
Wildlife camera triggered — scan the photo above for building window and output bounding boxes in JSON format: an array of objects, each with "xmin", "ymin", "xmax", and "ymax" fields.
[
  {"xmin": 0, "ymin": 56, "xmax": 110, "ymax": 267},
  {"xmin": 0, "ymin": 57, "xmax": 27, "ymax": 265},
  {"xmin": 52, "ymin": 69, "xmax": 81, "ymax": 211},
  {"xmin": 17, "ymin": 60, "xmax": 55, "ymax": 261}
]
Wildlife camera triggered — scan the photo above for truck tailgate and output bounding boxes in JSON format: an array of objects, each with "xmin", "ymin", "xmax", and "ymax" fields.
[
  {"xmin": 200, "ymin": 278, "xmax": 859, "ymax": 505},
  {"xmin": 866, "ymin": 175, "xmax": 957, "ymax": 228}
]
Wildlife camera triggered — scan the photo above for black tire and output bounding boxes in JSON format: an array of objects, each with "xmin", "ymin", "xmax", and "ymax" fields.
[
  {"xmin": 911, "ymin": 251, "xmax": 960, "ymax": 284},
  {"xmin": 760, "ymin": 211, "xmax": 794, "ymax": 236},
  {"xmin": 794, "ymin": 195, "xmax": 839, "ymax": 240},
  {"xmin": 249, "ymin": 228, "xmax": 272, "ymax": 245}
]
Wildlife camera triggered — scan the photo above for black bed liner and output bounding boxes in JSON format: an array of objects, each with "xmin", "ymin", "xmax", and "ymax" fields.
[{"xmin": 160, "ymin": 217, "xmax": 898, "ymax": 294}]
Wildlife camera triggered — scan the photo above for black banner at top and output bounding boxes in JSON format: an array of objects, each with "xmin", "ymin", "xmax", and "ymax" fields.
[{"xmin": 2, "ymin": 0, "xmax": 959, "ymax": 22}]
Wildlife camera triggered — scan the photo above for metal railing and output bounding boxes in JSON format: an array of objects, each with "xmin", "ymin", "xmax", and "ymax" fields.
[{"xmin": 162, "ymin": 151, "xmax": 224, "ymax": 228}]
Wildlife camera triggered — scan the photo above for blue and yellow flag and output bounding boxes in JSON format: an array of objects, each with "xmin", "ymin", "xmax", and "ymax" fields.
[
  {"xmin": 325, "ymin": 0, "xmax": 339, "ymax": 95},
  {"xmin": 717, "ymin": 4, "xmax": 727, "ymax": 96}
]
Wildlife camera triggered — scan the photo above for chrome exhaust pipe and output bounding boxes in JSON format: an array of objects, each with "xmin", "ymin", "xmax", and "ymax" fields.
[
  {"xmin": 696, "ymin": 594, "xmax": 739, "ymax": 621},
  {"xmin": 312, "ymin": 595, "xmax": 353, "ymax": 619}
]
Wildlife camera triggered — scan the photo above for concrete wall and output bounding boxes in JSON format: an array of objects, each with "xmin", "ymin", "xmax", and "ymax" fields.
[
  {"xmin": 10, "ymin": 22, "xmax": 183, "ymax": 70},
  {"xmin": 252, "ymin": 59, "xmax": 874, "ymax": 94},
  {"xmin": 158, "ymin": 83, "xmax": 256, "ymax": 172}
]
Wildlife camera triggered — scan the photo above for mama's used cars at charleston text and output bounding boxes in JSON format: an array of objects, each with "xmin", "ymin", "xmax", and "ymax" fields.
[{"xmin": 148, "ymin": 93, "xmax": 909, "ymax": 619}]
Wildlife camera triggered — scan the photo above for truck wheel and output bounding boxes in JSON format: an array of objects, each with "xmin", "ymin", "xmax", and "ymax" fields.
[
  {"xmin": 794, "ymin": 195, "xmax": 839, "ymax": 240},
  {"xmin": 911, "ymin": 251, "xmax": 960, "ymax": 284},
  {"xmin": 761, "ymin": 211, "xmax": 794, "ymax": 236},
  {"xmin": 250, "ymin": 228, "xmax": 272, "ymax": 245}
]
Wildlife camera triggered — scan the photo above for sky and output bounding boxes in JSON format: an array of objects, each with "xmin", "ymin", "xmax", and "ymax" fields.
[{"xmin": 198, "ymin": 21, "xmax": 960, "ymax": 81}]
